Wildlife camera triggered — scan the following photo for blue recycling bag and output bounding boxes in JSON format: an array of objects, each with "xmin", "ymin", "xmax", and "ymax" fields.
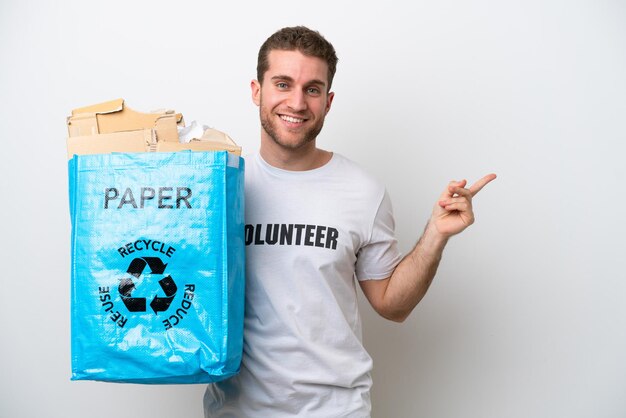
[{"xmin": 68, "ymin": 151, "xmax": 245, "ymax": 384}]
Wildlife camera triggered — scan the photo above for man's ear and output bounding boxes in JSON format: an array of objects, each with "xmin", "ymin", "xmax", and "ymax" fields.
[
  {"xmin": 325, "ymin": 91, "xmax": 335, "ymax": 115},
  {"xmin": 251, "ymin": 79, "xmax": 261, "ymax": 106}
]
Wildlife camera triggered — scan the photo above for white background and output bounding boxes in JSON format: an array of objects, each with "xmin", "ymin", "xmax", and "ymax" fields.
[{"xmin": 1, "ymin": 1, "xmax": 625, "ymax": 417}]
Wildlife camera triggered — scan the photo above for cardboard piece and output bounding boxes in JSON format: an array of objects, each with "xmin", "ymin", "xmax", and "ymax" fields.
[
  {"xmin": 161, "ymin": 128, "xmax": 242, "ymax": 154},
  {"xmin": 66, "ymin": 99, "xmax": 241, "ymax": 158}
]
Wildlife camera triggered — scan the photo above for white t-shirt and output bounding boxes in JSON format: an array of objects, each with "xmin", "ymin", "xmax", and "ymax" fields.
[{"xmin": 204, "ymin": 153, "xmax": 402, "ymax": 418}]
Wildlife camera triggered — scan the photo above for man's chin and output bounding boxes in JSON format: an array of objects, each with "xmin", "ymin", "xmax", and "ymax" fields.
[{"xmin": 261, "ymin": 119, "xmax": 323, "ymax": 151}]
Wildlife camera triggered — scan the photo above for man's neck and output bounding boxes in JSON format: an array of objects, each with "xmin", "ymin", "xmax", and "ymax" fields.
[{"xmin": 260, "ymin": 138, "xmax": 332, "ymax": 171}]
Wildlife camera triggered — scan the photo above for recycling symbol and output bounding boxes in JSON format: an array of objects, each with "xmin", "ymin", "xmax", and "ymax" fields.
[{"xmin": 118, "ymin": 257, "xmax": 177, "ymax": 314}]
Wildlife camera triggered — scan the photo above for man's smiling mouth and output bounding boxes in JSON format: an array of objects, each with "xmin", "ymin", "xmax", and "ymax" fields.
[{"xmin": 280, "ymin": 115, "xmax": 306, "ymax": 123}]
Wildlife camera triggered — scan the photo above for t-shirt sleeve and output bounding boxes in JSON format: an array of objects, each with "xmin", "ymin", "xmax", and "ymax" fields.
[{"xmin": 355, "ymin": 189, "xmax": 403, "ymax": 281}]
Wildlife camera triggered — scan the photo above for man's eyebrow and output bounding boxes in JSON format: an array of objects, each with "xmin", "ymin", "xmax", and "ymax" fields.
[
  {"xmin": 271, "ymin": 75, "xmax": 294, "ymax": 83},
  {"xmin": 306, "ymin": 79, "xmax": 327, "ymax": 88}
]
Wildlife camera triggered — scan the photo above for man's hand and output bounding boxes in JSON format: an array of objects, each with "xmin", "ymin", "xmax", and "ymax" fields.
[
  {"xmin": 432, "ymin": 174, "xmax": 497, "ymax": 238},
  {"xmin": 360, "ymin": 173, "xmax": 497, "ymax": 322}
]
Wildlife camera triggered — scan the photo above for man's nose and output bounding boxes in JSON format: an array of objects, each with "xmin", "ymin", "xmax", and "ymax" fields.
[{"xmin": 286, "ymin": 89, "xmax": 307, "ymax": 111}]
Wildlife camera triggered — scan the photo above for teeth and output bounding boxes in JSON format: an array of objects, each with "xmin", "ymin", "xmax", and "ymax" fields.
[{"xmin": 281, "ymin": 115, "xmax": 304, "ymax": 123}]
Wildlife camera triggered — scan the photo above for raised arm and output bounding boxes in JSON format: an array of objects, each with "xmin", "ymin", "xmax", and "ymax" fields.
[{"xmin": 359, "ymin": 174, "xmax": 497, "ymax": 322}]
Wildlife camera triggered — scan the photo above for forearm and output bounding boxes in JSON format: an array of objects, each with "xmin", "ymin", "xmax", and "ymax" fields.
[
  {"xmin": 363, "ymin": 174, "xmax": 495, "ymax": 322},
  {"xmin": 380, "ymin": 221, "xmax": 448, "ymax": 321}
]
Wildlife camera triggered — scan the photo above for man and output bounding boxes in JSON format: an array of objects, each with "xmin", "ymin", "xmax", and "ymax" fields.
[{"xmin": 204, "ymin": 26, "xmax": 496, "ymax": 417}]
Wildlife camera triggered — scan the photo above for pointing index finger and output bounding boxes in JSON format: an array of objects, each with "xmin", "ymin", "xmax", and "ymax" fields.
[{"xmin": 469, "ymin": 173, "xmax": 497, "ymax": 196}]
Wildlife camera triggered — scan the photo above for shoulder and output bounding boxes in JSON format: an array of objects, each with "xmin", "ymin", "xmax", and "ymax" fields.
[
  {"xmin": 330, "ymin": 153, "xmax": 386, "ymax": 192},
  {"xmin": 243, "ymin": 152, "xmax": 259, "ymax": 168}
]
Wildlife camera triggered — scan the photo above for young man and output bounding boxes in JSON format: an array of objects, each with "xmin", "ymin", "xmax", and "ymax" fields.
[{"xmin": 204, "ymin": 26, "xmax": 496, "ymax": 417}]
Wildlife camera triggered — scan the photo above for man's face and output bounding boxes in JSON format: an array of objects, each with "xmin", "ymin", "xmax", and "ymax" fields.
[{"xmin": 251, "ymin": 49, "xmax": 334, "ymax": 151}]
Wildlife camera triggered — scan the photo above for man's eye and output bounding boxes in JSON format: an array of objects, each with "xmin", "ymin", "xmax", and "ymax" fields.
[
  {"xmin": 307, "ymin": 87, "xmax": 321, "ymax": 95},
  {"xmin": 277, "ymin": 82, "xmax": 288, "ymax": 89}
]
